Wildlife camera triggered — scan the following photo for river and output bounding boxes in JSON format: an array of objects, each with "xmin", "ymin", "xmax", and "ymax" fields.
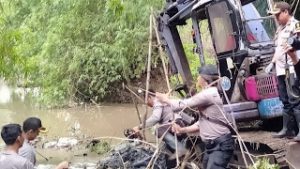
[{"xmin": 0, "ymin": 84, "xmax": 154, "ymax": 168}]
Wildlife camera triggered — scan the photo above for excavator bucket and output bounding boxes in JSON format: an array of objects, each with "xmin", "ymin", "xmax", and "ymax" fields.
[{"xmin": 285, "ymin": 142, "xmax": 300, "ymax": 169}]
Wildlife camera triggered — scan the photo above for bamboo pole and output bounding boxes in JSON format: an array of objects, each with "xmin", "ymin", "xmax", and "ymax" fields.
[
  {"xmin": 131, "ymin": 95, "xmax": 142, "ymax": 124},
  {"xmin": 152, "ymin": 15, "xmax": 171, "ymax": 92},
  {"xmin": 143, "ymin": 10, "xmax": 153, "ymax": 141}
]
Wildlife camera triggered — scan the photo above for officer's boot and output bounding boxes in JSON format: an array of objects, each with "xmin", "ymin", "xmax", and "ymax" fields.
[
  {"xmin": 272, "ymin": 112, "xmax": 292, "ymax": 138},
  {"xmin": 293, "ymin": 111, "xmax": 300, "ymax": 142}
]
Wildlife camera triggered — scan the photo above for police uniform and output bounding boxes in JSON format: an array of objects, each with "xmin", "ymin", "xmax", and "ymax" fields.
[
  {"xmin": 274, "ymin": 16, "xmax": 298, "ymax": 115},
  {"xmin": 291, "ymin": 22, "xmax": 300, "ymax": 141},
  {"xmin": 140, "ymin": 98, "xmax": 187, "ymax": 156},
  {"xmin": 268, "ymin": 2, "xmax": 300, "ymax": 139},
  {"xmin": 293, "ymin": 22, "xmax": 300, "ymax": 77},
  {"xmin": 169, "ymin": 87, "xmax": 234, "ymax": 169},
  {"xmin": 273, "ymin": 17, "xmax": 298, "ymax": 76}
]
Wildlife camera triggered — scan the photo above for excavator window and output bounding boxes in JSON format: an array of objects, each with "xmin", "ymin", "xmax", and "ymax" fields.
[
  {"xmin": 242, "ymin": 0, "xmax": 277, "ymax": 44},
  {"xmin": 207, "ymin": 1, "xmax": 237, "ymax": 54}
]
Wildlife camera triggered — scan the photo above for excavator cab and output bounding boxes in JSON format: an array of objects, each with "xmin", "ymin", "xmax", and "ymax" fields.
[
  {"xmin": 158, "ymin": 1, "xmax": 300, "ymax": 168},
  {"xmin": 158, "ymin": 0, "xmax": 280, "ymax": 121}
]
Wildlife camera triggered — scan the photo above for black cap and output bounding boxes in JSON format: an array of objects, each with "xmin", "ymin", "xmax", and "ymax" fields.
[
  {"xmin": 23, "ymin": 117, "xmax": 47, "ymax": 133},
  {"xmin": 198, "ymin": 64, "xmax": 218, "ymax": 76},
  {"xmin": 1, "ymin": 124, "xmax": 22, "ymax": 145}
]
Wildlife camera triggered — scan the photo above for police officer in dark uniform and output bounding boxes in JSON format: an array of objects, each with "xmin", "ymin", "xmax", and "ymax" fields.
[
  {"xmin": 285, "ymin": 22, "xmax": 300, "ymax": 141},
  {"xmin": 286, "ymin": 22, "xmax": 300, "ymax": 77}
]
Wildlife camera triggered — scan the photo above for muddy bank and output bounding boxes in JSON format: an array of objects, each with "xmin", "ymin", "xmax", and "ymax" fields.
[{"xmin": 102, "ymin": 67, "xmax": 170, "ymax": 103}]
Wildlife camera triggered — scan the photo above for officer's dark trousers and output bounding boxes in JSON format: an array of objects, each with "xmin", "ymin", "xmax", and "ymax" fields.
[
  {"xmin": 277, "ymin": 74, "xmax": 300, "ymax": 135},
  {"xmin": 202, "ymin": 134, "xmax": 234, "ymax": 169},
  {"xmin": 278, "ymin": 75, "xmax": 295, "ymax": 115}
]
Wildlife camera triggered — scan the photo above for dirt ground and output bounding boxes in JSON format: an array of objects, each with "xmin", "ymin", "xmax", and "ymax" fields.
[{"xmin": 239, "ymin": 130, "xmax": 290, "ymax": 151}]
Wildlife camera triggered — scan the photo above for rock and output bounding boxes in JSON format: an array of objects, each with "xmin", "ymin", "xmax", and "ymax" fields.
[
  {"xmin": 70, "ymin": 162, "xmax": 97, "ymax": 169},
  {"xmin": 36, "ymin": 162, "xmax": 98, "ymax": 169},
  {"xmin": 42, "ymin": 137, "xmax": 78, "ymax": 149},
  {"xmin": 57, "ymin": 137, "xmax": 78, "ymax": 148},
  {"xmin": 42, "ymin": 141, "xmax": 58, "ymax": 149},
  {"xmin": 35, "ymin": 164, "xmax": 55, "ymax": 169},
  {"xmin": 98, "ymin": 142, "xmax": 167, "ymax": 169}
]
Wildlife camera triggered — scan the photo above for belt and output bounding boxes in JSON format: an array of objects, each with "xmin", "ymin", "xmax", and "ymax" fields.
[{"xmin": 204, "ymin": 133, "xmax": 232, "ymax": 146}]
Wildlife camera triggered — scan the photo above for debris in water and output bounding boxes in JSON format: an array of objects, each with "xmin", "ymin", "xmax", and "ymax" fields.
[{"xmin": 98, "ymin": 142, "xmax": 167, "ymax": 169}]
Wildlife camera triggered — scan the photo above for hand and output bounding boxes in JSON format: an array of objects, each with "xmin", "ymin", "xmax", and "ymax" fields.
[
  {"xmin": 171, "ymin": 123, "xmax": 183, "ymax": 135},
  {"xmin": 284, "ymin": 44, "xmax": 294, "ymax": 53},
  {"xmin": 55, "ymin": 161, "xmax": 69, "ymax": 169},
  {"xmin": 265, "ymin": 62, "xmax": 274, "ymax": 74},
  {"xmin": 155, "ymin": 92, "xmax": 169, "ymax": 103},
  {"xmin": 132, "ymin": 126, "xmax": 140, "ymax": 133}
]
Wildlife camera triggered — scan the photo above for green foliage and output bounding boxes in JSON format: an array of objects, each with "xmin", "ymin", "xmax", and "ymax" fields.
[
  {"xmin": 89, "ymin": 140, "xmax": 111, "ymax": 155},
  {"xmin": 0, "ymin": 0, "xmax": 163, "ymax": 106},
  {"xmin": 249, "ymin": 158, "xmax": 280, "ymax": 169},
  {"xmin": 176, "ymin": 20, "xmax": 216, "ymax": 81}
]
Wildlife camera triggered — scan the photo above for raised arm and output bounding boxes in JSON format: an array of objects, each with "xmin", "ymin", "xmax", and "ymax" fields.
[{"xmin": 156, "ymin": 88, "xmax": 216, "ymax": 112}]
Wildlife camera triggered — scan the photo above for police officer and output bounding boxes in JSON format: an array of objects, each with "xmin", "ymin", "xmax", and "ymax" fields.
[
  {"xmin": 265, "ymin": 2, "xmax": 300, "ymax": 140},
  {"xmin": 132, "ymin": 89, "xmax": 188, "ymax": 159},
  {"xmin": 156, "ymin": 64, "xmax": 234, "ymax": 169},
  {"xmin": 285, "ymin": 22, "xmax": 300, "ymax": 141},
  {"xmin": 286, "ymin": 22, "xmax": 300, "ymax": 77}
]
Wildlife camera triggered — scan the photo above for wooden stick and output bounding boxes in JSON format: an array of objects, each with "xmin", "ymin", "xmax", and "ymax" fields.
[
  {"xmin": 123, "ymin": 84, "xmax": 145, "ymax": 103},
  {"xmin": 143, "ymin": 10, "xmax": 153, "ymax": 141},
  {"xmin": 152, "ymin": 15, "xmax": 171, "ymax": 92},
  {"xmin": 131, "ymin": 95, "xmax": 142, "ymax": 124}
]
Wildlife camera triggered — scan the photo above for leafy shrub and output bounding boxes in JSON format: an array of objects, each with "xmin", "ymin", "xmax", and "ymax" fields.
[{"xmin": 249, "ymin": 158, "xmax": 280, "ymax": 169}]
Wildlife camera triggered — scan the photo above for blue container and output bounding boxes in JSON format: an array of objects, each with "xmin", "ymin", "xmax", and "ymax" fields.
[{"xmin": 258, "ymin": 97, "xmax": 283, "ymax": 119}]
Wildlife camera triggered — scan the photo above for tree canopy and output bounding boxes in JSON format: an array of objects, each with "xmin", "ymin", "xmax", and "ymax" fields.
[
  {"xmin": 0, "ymin": 0, "xmax": 299, "ymax": 106},
  {"xmin": 0, "ymin": 0, "xmax": 163, "ymax": 106}
]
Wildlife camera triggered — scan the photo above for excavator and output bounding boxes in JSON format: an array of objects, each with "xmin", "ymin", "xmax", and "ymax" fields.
[{"xmin": 157, "ymin": 0, "xmax": 300, "ymax": 168}]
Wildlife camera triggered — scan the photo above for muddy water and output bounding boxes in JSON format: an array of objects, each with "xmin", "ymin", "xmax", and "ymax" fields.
[
  {"xmin": 0, "ymin": 100, "xmax": 155, "ymax": 167},
  {"xmin": 0, "ymin": 104, "xmax": 144, "ymax": 138}
]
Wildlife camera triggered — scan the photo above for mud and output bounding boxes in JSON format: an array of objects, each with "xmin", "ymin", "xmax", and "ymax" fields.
[{"xmin": 98, "ymin": 142, "xmax": 167, "ymax": 169}]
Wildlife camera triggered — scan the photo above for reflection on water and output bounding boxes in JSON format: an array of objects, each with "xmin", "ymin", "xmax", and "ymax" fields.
[
  {"xmin": 0, "ymin": 102, "xmax": 154, "ymax": 165},
  {"xmin": 0, "ymin": 103, "xmax": 149, "ymax": 142},
  {"xmin": 0, "ymin": 85, "xmax": 155, "ymax": 166},
  {"xmin": 0, "ymin": 82, "xmax": 11, "ymax": 104}
]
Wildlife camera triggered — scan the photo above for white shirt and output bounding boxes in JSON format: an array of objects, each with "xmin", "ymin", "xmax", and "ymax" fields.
[
  {"xmin": 19, "ymin": 140, "xmax": 36, "ymax": 165},
  {"xmin": 274, "ymin": 17, "xmax": 298, "ymax": 76},
  {"xmin": 0, "ymin": 150, "xmax": 34, "ymax": 169}
]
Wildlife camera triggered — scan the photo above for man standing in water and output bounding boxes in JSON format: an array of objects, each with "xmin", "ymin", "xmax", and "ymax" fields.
[
  {"xmin": 19, "ymin": 117, "xmax": 69, "ymax": 168},
  {"xmin": 0, "ymin": 123, "xmax": 34, "ymax": 169},
  {"xmin": 19, "ymin": 117, "xmax": 46, "ymax": 165}
]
